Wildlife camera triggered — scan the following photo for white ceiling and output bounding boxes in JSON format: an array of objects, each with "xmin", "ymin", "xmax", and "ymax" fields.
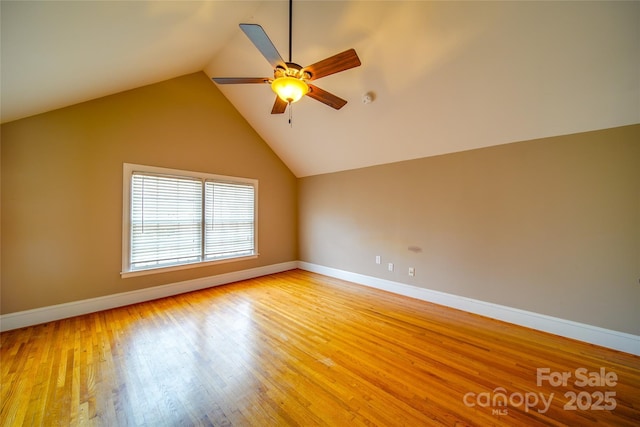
[{"xmin": 2, "ymin": 1, "xmax": 638, "ymax": 177}]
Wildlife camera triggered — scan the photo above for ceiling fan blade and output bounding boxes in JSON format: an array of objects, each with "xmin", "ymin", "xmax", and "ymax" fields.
[
  {"xmin": 303, "ymin": 49, "xmax": 361, "ymax": 81},
  {"xmin": 271, "ymin": 97, "xmax": 288, "ymax": 114},
  {"xmin": 212, "ymin": 77, "xmax": 269, "ymax": 84},
  {"xmin": 239, "ymin": 23, "xmax": 287, "ymax": 70},
  {"xmin": 307, "ymin": 84, "xmax": 347, "ymax": 110}
]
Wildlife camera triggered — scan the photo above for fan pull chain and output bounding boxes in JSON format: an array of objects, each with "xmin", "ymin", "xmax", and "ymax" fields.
[{"xmin": 288, "ymin": 102, "xmax": 293, "ymax": 127}]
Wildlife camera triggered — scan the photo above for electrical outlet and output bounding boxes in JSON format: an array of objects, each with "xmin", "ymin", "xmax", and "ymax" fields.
[
  {"xmin": 388, "ymin": 263, "xmax": 394, "ymax": 272},
  {"xmin": 375, "ymin": 255, "xmax": 381, "ymax": 265},
  {"xmin": 409, "ymin": 267, "xmax": 415, "ymax": 277}
]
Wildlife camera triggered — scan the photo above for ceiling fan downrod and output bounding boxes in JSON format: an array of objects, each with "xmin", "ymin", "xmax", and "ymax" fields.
[{"xmin": 288, "ymin": 0, "xmax": 293, "ymax": 63}]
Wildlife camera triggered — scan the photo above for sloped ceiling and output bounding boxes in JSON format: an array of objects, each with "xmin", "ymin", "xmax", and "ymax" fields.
[{"xmin": 2, "ymin": 1, "xmax": 638, "ymax": 177}]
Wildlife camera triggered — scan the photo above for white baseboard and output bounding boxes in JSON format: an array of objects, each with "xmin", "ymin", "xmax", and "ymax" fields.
[
  {"xmin": 297, "ymin": 262, "xmax": 640, "ymax": 356},
  {"xmin": 4, "ymin": 261, "xmax": 638, "ymax": 356},
  {"xmin": 0, "ymin": 261, "xmax": 298, "ymax": 332}
]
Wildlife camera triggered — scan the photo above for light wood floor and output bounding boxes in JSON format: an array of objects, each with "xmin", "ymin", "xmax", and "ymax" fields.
[{"xmin": 1, "ymin": 270, "xmax": 639, "ymax": 426}]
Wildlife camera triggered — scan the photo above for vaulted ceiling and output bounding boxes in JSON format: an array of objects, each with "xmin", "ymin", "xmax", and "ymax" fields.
[{"xmin": 2, "ymin": 1, "xmax": 638, "ymax": 177}]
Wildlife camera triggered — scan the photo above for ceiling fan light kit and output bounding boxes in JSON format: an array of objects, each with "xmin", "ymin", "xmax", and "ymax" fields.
[
  {"xmin": 271, "ymin": 64, "xmax": 310, "ymax": 103},
  {"xmin": 212, "ymin": 0, "xmax": 361, "ymax": 115},
  {"xmin": 271, "ymin": 77, "xmax": 308, "ymax": 103}
]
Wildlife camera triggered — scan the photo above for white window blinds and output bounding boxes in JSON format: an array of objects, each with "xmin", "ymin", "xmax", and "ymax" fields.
[
  {"xmin": 124, "ymin": 164, "xmax": 257, "ymax": 275},
  {"xmin": 205, "ymin": 181, "xmax": 255, "ymax": 260},
  {"xmin": 130, "ymin": 173, "xmax": 203, "ymax": 270}
]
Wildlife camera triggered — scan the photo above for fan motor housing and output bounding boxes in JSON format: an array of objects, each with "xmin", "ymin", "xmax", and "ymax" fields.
[{"xmin": 275, "ymin": 63, "xmax": 311, "ymax": 81}]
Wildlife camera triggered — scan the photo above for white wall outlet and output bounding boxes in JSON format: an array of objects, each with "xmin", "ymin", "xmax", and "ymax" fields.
[
  {"xmin": 409, "ymin": 267, "xmax": 415, "ymax": 277},
  {"xmin": 388, "ymin": 263, "xmax": 394, "ymax": 272},
  {"xmin": 375, "ymin": 255, "xmax": 381, "ymax": 264}
]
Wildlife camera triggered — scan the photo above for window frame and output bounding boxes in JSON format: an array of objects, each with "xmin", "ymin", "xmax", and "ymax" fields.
[{"xmin": 121, "ymin": 163, "xmax": 258, "ymax": 278}]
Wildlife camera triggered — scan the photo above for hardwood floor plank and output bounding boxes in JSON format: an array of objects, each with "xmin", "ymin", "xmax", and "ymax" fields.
[{"xmin": 2, "ymin": 269, "xmax": 639, "ymax": 426}]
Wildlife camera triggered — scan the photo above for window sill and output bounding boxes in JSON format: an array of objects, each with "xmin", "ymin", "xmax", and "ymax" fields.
[{"xmin": 121, "ymin": 254, "xmax": 259, "ymax": 279}]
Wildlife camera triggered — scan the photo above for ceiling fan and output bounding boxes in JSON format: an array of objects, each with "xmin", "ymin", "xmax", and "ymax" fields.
[{"xmin": 212, "ymin": 0, "xmax": 361, "ymax": 114}]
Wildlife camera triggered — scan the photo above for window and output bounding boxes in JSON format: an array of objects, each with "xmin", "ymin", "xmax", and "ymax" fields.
[{"xmin": 122, "ymin": 164, "xmax": 257, "ymax": 277}]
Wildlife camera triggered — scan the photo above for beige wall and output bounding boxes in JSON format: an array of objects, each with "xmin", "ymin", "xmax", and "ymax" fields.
[
  {"xmin": 299, "ymin": 125, "xmax": 640, "ymax": 335},
  {"xmin": 1, "ymin": 72, "xmax": 298, "ymax": 314}
]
